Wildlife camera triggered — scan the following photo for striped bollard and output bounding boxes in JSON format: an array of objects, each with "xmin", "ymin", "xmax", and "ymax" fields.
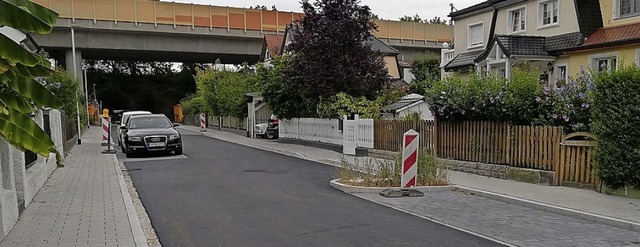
[
  {"xmin": 402, "ymin": 129, "xmax": 419, "ymax": 189},
  {"xmin": 101, "ymin": 117, "xmax": 110, "ymax": 146},
  {"xmin": 200, "ymin": 113, "xmax": 206, "ymax": 132}
]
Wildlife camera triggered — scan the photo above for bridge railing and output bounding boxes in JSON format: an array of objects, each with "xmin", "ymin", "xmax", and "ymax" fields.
[{"xmin": 33, "ymin": 0, "xmax": 452, "ymax": 43}]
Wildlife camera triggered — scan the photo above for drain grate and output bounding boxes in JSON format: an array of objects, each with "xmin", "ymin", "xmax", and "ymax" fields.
[{"xmin": 243, "ymin": 169, "xmax": 267, "ymax": 173}]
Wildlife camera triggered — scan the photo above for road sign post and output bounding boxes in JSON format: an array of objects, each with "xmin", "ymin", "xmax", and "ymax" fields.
[
  {"xmin": 200, "ymin": 113, "xmax": 207, "ymax": 132},
  {"xmin": 380, "ymin": 129, "xmax": 424, "ymax": 198}
]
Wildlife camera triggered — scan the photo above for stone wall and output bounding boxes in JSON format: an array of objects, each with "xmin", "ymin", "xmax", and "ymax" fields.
[{"xmin": 0, "ymin": 109, "xmax": 65, "ymax": 239}]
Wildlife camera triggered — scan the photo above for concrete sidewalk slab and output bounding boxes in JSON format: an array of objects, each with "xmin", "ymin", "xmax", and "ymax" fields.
[
  {"xmin": 0, "ymin": 127, "xmax": 147, "ymax": 247},
  {"xmin": 178, "ymin": 125, "xmax": 640, "ymax": 233}
]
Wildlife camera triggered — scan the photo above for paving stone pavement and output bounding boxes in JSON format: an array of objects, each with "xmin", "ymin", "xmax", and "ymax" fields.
[
  {"xmin": 356, "ymin": 190, "xmax": 640, "ymax": 247},
  {"xmin": 0, "ymin": 127, "xmax": 144, "ymax": 247}
]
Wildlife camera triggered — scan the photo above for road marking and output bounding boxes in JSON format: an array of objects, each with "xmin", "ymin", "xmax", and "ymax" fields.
[{"xmin": 122, "ymin": 154, "xmax": 188, "ymax": 163}]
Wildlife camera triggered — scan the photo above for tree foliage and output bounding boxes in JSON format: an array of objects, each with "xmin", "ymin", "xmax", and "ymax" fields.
[
  {"xmin": 287, "ymin": 0, "xmax": 389, "ymax": 101},
  {"xmin": 86, "ymin": 60, "xmax": 202, "ymax": 118},
  {"xmin": 44, "ymin": 69, "xmax": 87, "ymax": 128},
  {"xmin": 409, "ymin": 52, "xmax": 441, "ymax": 94},
  {"xmin": 257, "ymin": 57, "xmax": 317, "ymax": 118},
  {"xmin": 592, "ymin": 65, "xmax": 640, "ymax": 189},
  {"xmin": 399, "ymin": 14, "xmax": 447, "ymax": 25},
  {"xmin": 0, "ymin": 0, "xmax": 63, "ymax": 157},
  {"xmin": 195, "ymin": 66, "xmax": 258, "ymax": 118}
]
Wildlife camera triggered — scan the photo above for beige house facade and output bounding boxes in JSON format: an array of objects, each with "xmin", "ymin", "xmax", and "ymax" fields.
[{"xmin": 442, "ymin": 0, "xmax": 602, "ymax": 87}]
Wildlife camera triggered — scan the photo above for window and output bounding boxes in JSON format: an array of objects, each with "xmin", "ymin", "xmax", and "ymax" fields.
[
  {"xmin": 509, "ymin": 8, "xmax": 526, "ymax": 33},
  {"xmin": 619, "ymin": 0, "xmax": 640, "ymax": 17},
  {"xmin": 592, "ymin": 56, "xmax": 618, "ymax": 72},
  {"xmin": 636, "ymin": 49, "xmax": 640, "ymax": 65},
  {"xmin": 468, "ymin": 22, "xmax": 484, "ymax": 48},
  {"xmin": 556, "ymin": 65, "xmax": 567, "ymax": 87},
  {"xmin": 538, "ymin": 0, "xmax": 559, "ymax": 27}
]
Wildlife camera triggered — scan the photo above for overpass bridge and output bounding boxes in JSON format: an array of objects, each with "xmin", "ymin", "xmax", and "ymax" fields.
[{"xmin": 31, "ymin": 0, "xmax": 452, "ymax": 77}]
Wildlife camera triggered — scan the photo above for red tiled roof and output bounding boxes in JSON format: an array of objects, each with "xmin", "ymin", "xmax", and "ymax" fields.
[
  {"xmin": 264, "ymin": 34, "xmax": 283, "ymax": 57},
  {"xmin": 582, "ymin": 23, "xmax": 640, "ymax": 47}
]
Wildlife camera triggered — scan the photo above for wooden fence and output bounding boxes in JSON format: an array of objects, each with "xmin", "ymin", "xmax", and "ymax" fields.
[
  {"xmin": 558, "ymin": 132, "xmax": 599, "ymax": 187},
  {"xmin": 375, "ymin": 120, "xmax": 564, "ymax": 171}
]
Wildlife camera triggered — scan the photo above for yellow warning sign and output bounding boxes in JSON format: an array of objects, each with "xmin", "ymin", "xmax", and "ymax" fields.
[{"xmin": 102, "ymin": 108, "xmax": 109, "ymax": 118}]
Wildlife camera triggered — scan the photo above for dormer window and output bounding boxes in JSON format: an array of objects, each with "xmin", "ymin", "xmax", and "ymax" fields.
[
  {"xmin": 468, "ymin": 22, "xmax": 484, "ymax": 49},
  {"xmin": 619, "ymin": 0, "xmax": 640, "ymax": 18},
  {"xmin": 538, "ymin": 0, "xmax": 559, "ymax": 28},
  {"xmin": 509, "ymin": 8, "xmax": 526, "ymax": 33}
]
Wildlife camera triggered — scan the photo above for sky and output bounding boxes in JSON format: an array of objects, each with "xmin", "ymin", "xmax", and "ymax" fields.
[{"xmin": 169, "ymin": 0, "xmax": 484, "ymax": 21}]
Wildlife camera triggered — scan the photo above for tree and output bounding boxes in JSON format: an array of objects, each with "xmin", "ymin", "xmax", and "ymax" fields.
[
  {"xmin": 428, "ymin": 17, "xmax": 447, "ymax": 25},
  {"xmin": 409, "ymin": 52, "xmax": 441, "ymax": 94},
  {"xmin": 287, "ymin": 0, "xmax": 389, "ymax": 102},
  {"xmin": 0, "ymin": 0, "xmax": 64, "ymax": 157},
  {"xmin": 257, "ymin": 57, "xmax": 317, "ymax": 118},
  {"xmin": 195, "ymin": 66, "xmax": 258, "ymax": 118},
  {"xmin": 399, "ymin": 14, "xmax": 423, "ymax": 23}
]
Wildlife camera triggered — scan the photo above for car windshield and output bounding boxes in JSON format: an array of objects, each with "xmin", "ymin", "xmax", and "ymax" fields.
[{"xmin": 128, "ymin": 117, "xmax": 172, "ymax": 129}]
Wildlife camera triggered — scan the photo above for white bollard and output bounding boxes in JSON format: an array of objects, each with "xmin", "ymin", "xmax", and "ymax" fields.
[
  {"xmin": 402, "ymin": 129, "xmax": 419, "ymax": 189},
  {"xmin": 200, "ymin": 113, "xmax": 206, "ymax": 132}
]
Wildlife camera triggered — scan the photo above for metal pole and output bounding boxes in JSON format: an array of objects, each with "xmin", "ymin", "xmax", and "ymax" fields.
[
  {"xmin": 83, "ymin": 67, "xmax": 90, "ymax": 128},
  {"xmin": 93, "ymin": 83, "xmax": 97, "ymax": 101},
  {"xmin": 71, "ymin": 27, "xmax": 82, "ymax": 145}
]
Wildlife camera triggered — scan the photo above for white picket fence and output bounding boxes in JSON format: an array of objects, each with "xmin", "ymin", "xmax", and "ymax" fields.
[{"xmin": 280, "ymin": 117, "xmax": 374, "ymax": 150}]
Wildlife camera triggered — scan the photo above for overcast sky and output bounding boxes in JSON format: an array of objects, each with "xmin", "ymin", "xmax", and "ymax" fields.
[{"xmin": 170, "ymin": 0, "xmax": 484, "ymax": 21}]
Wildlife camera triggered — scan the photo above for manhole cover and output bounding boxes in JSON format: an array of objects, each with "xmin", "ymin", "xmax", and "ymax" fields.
[{"xmin": 243, "ymin": 169, "xmax": 267, "ymax": 173}]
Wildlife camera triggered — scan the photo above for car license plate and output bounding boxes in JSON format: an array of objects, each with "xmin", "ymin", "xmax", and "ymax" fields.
[{"xmin": 148, "ymin": 142, "xmax": 164, "ymax": 147}]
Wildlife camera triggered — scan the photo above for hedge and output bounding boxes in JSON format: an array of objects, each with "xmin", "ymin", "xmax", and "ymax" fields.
[{"xmin": 592, "ymin": 65, "xmax": 640, "ymax": 189}]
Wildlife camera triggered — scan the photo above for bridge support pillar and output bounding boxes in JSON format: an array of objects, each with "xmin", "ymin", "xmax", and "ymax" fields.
[{"xmin": 64, "ymin": 49, "xmax": 85, "ymax": 94}]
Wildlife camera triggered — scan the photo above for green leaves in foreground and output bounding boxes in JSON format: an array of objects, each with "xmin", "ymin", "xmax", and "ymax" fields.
[
  {"xmin": 0, "ymin": 108, "xmax": 55, "ymax": 157},
  {"xmin": 0, "ymin": 0, "xmax": 58, "ymax": 34}
]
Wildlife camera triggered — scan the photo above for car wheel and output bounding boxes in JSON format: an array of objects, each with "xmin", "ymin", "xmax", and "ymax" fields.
[
  {"xmin": 259, "ymin": 134, "xmax": 266, "ymax": 139},
  {"xmin": 175, "ymin": 146, "xmax": 183, "ymax": 155},
  {"xmin": 125, "ymin": 151, "xmax": 133, "ymax": 158},
  {"xmin": 265, "ymin": 132, "xmax": 275, "ymax": 139}
]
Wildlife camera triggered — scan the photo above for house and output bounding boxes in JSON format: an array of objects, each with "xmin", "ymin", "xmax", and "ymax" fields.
[
  {"xmin": 564, "ymin": 0, "xmax": 640, "ymax": 73},
  {"xmin": 281, "ymin": 24, "xmax": 404, "ymax": 81},
  {"xmin": 382, "ymin": 93, "xmax": 434, "ymax": 120},
  {"xmin": 441, "ymin": 0, "xmax": 602, "ymax": 87},
  {"xmin": 258, "ymin": 34, "xmax": 284, "ymax": 64}
]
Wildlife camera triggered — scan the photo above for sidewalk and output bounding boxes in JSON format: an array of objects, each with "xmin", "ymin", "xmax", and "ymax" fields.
[
  {"xmin": 179, "ymin": 125, "xmax": 640, "ymax": 231},
  {"xmin": 0, "ymin": 127, "xmax": 147, "ymax": 247}
]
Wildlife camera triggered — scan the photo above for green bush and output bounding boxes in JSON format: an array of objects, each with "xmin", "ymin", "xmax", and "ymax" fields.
[
  {"xmin": 44, "ymin": 69, "xmax": 87, "ymax": 128},
  {"xmin": 503, "ymin": 69, "xmax": 543, "ymax": 125},
  {"xmin": 426, "ymin": 72, "xmax": 505, "ymax": 121},
  {"xmin": 592, "ymin": 65, "xmax": 640, "ymax": 189},
  {"xmin": 180, "ymin": 94, "xmax": 208, "ymax": 115},
  {"xmin": 195, "ymin": 67, "xmax": 258, "ymax": 118},
  {"xmin": 316, "ymin": 92, "xmax": 382, "ymax": 119}
]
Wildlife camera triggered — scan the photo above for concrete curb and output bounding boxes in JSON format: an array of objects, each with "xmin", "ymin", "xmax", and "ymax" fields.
[
  {"xmin": 453, "ymin": 185, "xmax": 640, "ymax": 233},
  {"xmin": 329, "ymin": 179, "xmax": 454, "ymax": 194},
  {"xmin": 110, "ymin": 150, "xmax": 149, "ymax": 246}
]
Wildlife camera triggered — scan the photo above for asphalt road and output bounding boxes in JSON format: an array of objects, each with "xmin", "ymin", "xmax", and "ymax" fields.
[{"xmin": 121, "ymin": 129, "xmax": 503, "ymax": 247}]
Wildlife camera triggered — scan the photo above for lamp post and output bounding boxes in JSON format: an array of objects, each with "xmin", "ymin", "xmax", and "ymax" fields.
[
  {"xmin": 71, "ymin": 26, "xmax": 82, "ymax": 145},
  {"xmin": 83, "ymin": 65, "xmax": 90, "ymax": 128}
]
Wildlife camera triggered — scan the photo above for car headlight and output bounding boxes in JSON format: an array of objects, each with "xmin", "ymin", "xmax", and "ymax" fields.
[
  {"xmin": 169, "ymin": 134, "xmax": 180, "ymax": 140},
  {"xmin": 128, "ymin": 136, "xmax": 141, "ymax": 142}
]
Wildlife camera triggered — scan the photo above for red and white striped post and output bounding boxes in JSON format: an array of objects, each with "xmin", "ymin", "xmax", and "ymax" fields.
[
  {"xmin": 402, "ymin": 129, "xmax": 419, "ymax": 189},
  {"xmin": 200, "ymin": 113, "xmax": 206, "ymax": 132},
  {"xmin": 101, "ymin": 116, "xmax": 110, "ymax": 146}
]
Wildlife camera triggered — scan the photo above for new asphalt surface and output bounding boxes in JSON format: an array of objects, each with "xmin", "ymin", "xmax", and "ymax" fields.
[{"xmin": 121, "ymin": 130, "xmax": 504, "ymax": 247}]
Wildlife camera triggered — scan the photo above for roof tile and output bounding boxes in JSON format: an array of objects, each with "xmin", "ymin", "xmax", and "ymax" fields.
[{"xmin": 583, "ymin": 23, "xmax": 640, "ymax": 47}]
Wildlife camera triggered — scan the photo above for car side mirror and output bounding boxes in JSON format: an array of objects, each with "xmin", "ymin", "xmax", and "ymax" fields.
[
  {"xmin": 173, "ymin": 123, "xmax": 180, "ymax": 127},
  {"xmin": 120, "ymin": 126, "xmax": 127, "ymax": 130}
]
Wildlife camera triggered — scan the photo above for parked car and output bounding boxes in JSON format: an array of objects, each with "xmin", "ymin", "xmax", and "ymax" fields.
[
  {"xmin": 266, "ymin": 114, "xmax": 279, "ymax": 139},
  {"xmin": 121, "ymin": 114, "xmax": 183, "ymax": 158},
  {"xmin": 118, "ymin": 111, "xmax": 151, "ymax": 146},
  {"xmin": 254, "ymin": 123, "xmax": 269, "ymax": 139}
]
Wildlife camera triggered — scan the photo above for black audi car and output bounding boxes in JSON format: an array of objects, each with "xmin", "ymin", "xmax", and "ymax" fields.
[{"xmin": 121, "ymin": 114, "xmax": 183, "ymax": 158}]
